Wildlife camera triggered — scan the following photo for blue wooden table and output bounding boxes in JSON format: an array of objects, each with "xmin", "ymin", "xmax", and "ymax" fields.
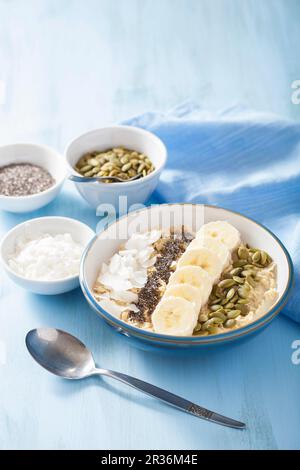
[{"xmin": 0, "ymin": 0, "xmax": 300, "ymax": 450}]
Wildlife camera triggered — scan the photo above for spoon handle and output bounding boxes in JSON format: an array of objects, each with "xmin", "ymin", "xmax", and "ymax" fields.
[{"xmin": 96, "ymin": 369, "xmax": 245, "ymax": 429}]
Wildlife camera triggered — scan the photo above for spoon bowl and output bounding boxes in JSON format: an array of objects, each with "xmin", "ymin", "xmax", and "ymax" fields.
[{"xmin": 26, "ymin": 328, "xmax": 95, "ymax": 379}]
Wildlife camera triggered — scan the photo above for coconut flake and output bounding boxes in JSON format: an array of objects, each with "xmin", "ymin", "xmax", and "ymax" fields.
[
  {"xmin": 99, "ymin": 299, "xmax": 125, "ymax": 317},
  {"xmin": 96, "ymin": 230, "xmax": 161, "ymax": 315},
  {"xmin": 98, "ymin": 272, "xmax": 132, "ymax": 291},
  {"xmin": 146, "ymin": 230, "xmax": 161, "ymax": 244},
  {"xmin": 109, "ymin": 254, "xmax": 122, "ymax": 274},
  {"xmin": 110, "ymin": 290, "xmax": 138, "ymax": 303}
]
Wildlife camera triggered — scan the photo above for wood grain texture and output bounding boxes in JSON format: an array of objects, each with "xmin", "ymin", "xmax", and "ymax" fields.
[{"xmin": 0, "ymin": 0, "xmax": 299, "ymax": 450}]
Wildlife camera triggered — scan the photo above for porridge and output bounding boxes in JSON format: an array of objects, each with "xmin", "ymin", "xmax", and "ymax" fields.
[{"xmin": 93, "ymin": 221, "xmax": 278, "ymax": 336}]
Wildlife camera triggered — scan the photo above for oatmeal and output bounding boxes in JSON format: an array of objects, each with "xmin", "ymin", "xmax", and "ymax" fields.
[{"xmin": 93, "ymin": 221, "xmax": 278, "ymax": 336}]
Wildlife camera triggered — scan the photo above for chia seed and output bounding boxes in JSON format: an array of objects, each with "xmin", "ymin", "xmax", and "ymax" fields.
[
  {"xmin": 0, "ymin": 163, "xmax": 55, "ymax": 196},
  {"xmin": 129, "ymin": 230, "xmax": 193, "ymax": 323}
]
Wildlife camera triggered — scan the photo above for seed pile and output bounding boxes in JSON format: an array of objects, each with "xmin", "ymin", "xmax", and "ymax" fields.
[
  {"xmin": 0, "ymin": 163, "xmax": 55, "ymax": 197},
  {"xmin": 194, "ymin": 245, "xmax": 273, "ymax": 335},
  {"xmin": 128, "ymin": 231, "xmax": 193, "ymax": 323},
  {"xmin": 75, "ymin": 147, "xmax": 155, "ymax": 182}
]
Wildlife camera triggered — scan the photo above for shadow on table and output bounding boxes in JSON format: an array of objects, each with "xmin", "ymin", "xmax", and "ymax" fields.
[{"xmin": 0, "ymin": 184, "xmax": 98, "ymax": 235}]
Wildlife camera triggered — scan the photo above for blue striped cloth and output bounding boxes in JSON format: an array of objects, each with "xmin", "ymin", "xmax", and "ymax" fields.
[{"xmin": 124, "ymin": 102, "xmax": 299, "ymax": 322}]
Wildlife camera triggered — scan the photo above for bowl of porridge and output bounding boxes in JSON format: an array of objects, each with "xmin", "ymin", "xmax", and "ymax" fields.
[{"xmin": 80, "ymin": 204, "xmax": 293, "ymax": 352}]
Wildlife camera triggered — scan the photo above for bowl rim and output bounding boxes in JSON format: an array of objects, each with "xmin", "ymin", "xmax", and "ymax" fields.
[
  {"xmin": 80, "ymin": 203, "xmax": 294, "ymax": 345},
  {"xmin": 1, "ymin": 216, "xmax": 95, "ymax": 284},
  {"xmin": 64, "ymin": 125, "xmax": 167, "ymax": 188},
  {"xmin": 0, "ymin": 143, "xmax": 67, "ymax": 201}
]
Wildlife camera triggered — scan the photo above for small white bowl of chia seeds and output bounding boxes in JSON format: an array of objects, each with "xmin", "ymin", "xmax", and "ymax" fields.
[{"xmin": 0, "ymin": 143, "xmax": 67, "ymax": 213}]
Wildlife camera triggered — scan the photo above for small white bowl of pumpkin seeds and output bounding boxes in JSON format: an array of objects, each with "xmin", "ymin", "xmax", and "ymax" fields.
[{"xmin": 65, "ymin": 126, "xmax": 167, "ymax": 209}]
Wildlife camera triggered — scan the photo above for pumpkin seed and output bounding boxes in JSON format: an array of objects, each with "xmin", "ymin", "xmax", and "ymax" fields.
[
  {"xmin": 239, "ymin": 304, "xmax": 249, "ymax": 315},
  {"xmin": 209, "ymin": 310, "xmax": 226, "ymax": 321},
  {"xmin": 101, "ymin": 162, "xmax": 113, "ymax": 170},
  {"xmin": 207, "ymin": 326, "xmax": 219, "ymax": 334},
  {"xmin": 201, "ymin": 320, "xmax": 211, "ymax": 330},
  {"xmin": 76, "ymin": 159, "xmax": 88, "ymax": 169},
  {"xmin": 238, "ymin": 246, "xmax": 248, "ymax": 259},
  {"xmin": 225, "ymin": 302, "xmax": 235, "ymax": 309},
  {"xmin": 231, "ymin": 294, "xmax": 239, "ymax": 304},
  {"xmin": 84, "ymin": 169, "xmax": 95, "ymax": 177},
  {"xmin": 241, "ymin": 269, "xmax": 256, "ymax": 277},
  {"xmin": 210, "ymin": 304, "xmax": 223, "ymax": 311},
  {"xmin": 194, "ymin": 243, "xmax": 273, "ymax": 335},
  {"xmin": 91, "ymin": 166, "xmax": 100, "ymax": 174},
  {"xmin": 253, "ymin": 262, "xmax": 264, "ymax": 268},
  {"xmin": 199, "ymin": 313, "xmax": 208, "ymax": 322},
  {"xmin": 88, "ymin": 158, "xmax": 100, "ymax": 166},
  {"xmin": 218, "ymin": 279, "xmax": 236, "ymax": 288},
  {"xmin": 252, "ymin": 251, "xmax": 261, "ymax": 263},
  {"xmin": 232, "ymin": 259, "xmax": 247, "ymax": 268},
  {"xmin": 138, "ymin": 163, "xmax": 145, "ymax": 173},
  {"xmin": 230, "ymin": 267, "xmax": 242, "ymax": 276},
  {"xmin": 224, "ymin": 319, "xmax": 236, "ymax": 328},
  {"xmin": 122, "ymin": 163, "xmax": 132, "ymax": 172},
  {"xmin": 209, "ymin": 297, "xmax": 222, "ymax": 305},
  {"xmin": 194, "ymin": 330, "xmax": 203, "ymax": 336},
  {"xmin": 227, "ymin": 309, "xmax": 241, "ymax": 319},
  {"xmin": 238, "ymin": 285, "xmax": 250, "ymax": 299},
  {"xmin": 80, "ymin": 164, "xmax": 92, "ymax": 173},
  {"xmin": 232, "ymin": 275, "xmax": 245, "ymax": 284},
  {"xmin": 246, "ymin": 275, "xmax": 256, "ymax": 287},
  {"xmin": 128, "ymin": 168, "xmax": 137, "ymax": 177},
  {"xmin": 222, "ymin": 272, "xmax": 233, "ymax": 280},
  {"xmin": 226, "ymin": 287, "xmax": 236, "ymax": 300},
  {"xmin": 75, "ymin": 147, "xmax": 155, "ymax": 183},
  {"xmin": 260, "ymin": 251, "xmax": 268, "ymax": 265},
  {"xmin": 209, "ymin": 317, "xmax": 225, "ymax": 325}
]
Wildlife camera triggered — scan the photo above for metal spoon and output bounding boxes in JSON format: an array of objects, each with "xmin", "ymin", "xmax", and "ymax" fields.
[
  {"xmin": 69, "ymin": 173, "xmax": 142, "ymax": 183},
  {"xmin": 25, "ymin": 328, "xmax": 245, "ymax": 429}
]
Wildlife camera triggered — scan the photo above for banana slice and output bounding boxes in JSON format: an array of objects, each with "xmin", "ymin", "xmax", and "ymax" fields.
[
  {"xmin": 168, "ymin": 265, "xmax": 212, "ymax": 305},
  {"xmin": 196, "ymin": 221, "xmax": 241, "ymax": 251},
  {"xmin": 178, "ymin": 247, "xmax": 223, "ymax": 283},
  {"xmin": 165, "ymin": 283, "xmax": 202, "ymax": 314},
  {"xmin": 188, "ymin": 237, "xmax": 230, "ymax": 269},
  {"xmin": 152, "ymin": 296, "xmax": 198, "ymax": 336}
]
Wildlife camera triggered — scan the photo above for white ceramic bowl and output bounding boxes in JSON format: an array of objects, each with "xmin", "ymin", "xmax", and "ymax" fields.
[
  {"xmin": 80, "ymin": 204, "xmax": 293, "ymax": 351},
  {"xmin": 1, "ymin": 217, "xmax": 95, "ymax": 295},
  {"xmin": 0, "ymin": 143, "xmax": 67, "ymax": 213},
  {"xmin": 65, "ymin": 126, "xmax": 167, "ymax": 210}
]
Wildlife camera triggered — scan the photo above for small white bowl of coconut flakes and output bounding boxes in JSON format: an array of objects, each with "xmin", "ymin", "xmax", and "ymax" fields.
[{"xmin": 0, "ymin": 217, "xmax": 95, "ymax": 294}]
